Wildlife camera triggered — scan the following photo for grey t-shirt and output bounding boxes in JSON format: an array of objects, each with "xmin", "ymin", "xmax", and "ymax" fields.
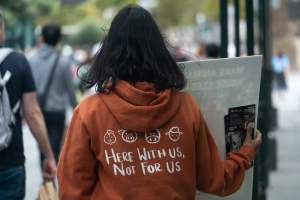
[{"xmin": 28, "ymin": 45, "xmax": 77, "ymax": 112}]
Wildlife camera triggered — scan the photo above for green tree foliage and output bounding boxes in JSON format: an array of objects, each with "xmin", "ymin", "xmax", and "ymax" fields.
[
  {"xmin": 199, "ymin": 0, "xmax": 220, "ymax": 21},
  {"xmin": 2, "ymin": 0, "xmax": 245, "ymax": 28},
  {"xmin": 70, "ymin": 22, "xmax": 103, "ymax": 47},
  {"xmin": 2, "ymin": 0, "xmax": 246, "ymax": 47},
  {"xmin": 94, "ymin": 0, "xmax": 137, "ymax": 10},
  {"xmin": 154, "ymin": 0, "xmax": 200, "ymax": 28},
  {"xmin": 1, "ymin": 0, "xmax": 137, "ymax": 48},
  {"xmin": 1, "ymin": 0, "xmax": 137, "ymax": 26},
  {"xmin": 38, "ymin": 0, "xmax": 138, "ymax": 25},
  {"xmin": 153, "ymin": 0, "xmax": 246, "ymax": 28},
  {"xmin": 153, "ymin": 0, "xmax": 221, "ymax": 28},
  {"xmin": 1, "ymin": 0, "xmax": 55, "ymax": 19}
]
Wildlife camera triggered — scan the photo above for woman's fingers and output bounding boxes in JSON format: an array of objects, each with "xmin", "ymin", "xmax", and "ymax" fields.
[
  {"xmin": 253, "ymin": 130, "xmax": 262, "ymax": 147},
  {"xmin": 246, "ymin": 122, "xmax": 255, "ymax": 140},
  {"xmin": 243, "ymin": 125, "xmax": 262, "ymax": 151}
]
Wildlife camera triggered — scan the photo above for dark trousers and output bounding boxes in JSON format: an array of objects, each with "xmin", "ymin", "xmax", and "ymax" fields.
[
  {"xmin": 274, "ymin": 72, "xmax": 287, "ymax": 90},
  {"xmin": 0, "ymin": 166, "xmax": 26, "ymax": 200},
  {"xmin": 40, "ymin": 111, "xmax": 65, "ymax": 167}
]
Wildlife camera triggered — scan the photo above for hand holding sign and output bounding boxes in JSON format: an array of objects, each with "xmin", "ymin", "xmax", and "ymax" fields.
[{"xmin": 243, "ymin": 123, "xmax": 262, "ymax": 152}]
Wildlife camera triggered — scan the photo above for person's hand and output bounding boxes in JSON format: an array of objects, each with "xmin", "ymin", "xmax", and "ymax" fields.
[
  {"xmin": 42, "ymin": 156, "xmax": 57, "ymax": 181},
  {"xmin": 243, "ymin": 122, "xmax": 262, "ymax": 152}
]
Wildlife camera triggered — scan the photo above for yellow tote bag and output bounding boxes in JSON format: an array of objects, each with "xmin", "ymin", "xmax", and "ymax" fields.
[{"xmin": 37, "ymin": 182, "xmax": 58, "ymax": 200}]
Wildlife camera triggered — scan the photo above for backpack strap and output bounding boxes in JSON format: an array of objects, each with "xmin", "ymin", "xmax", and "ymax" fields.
[
  {"xmin": 0, "ymin": 70, "xmax": 20, "ymax": 125},
  {"xmin": 0, "ymin": 70, "xmax": 11, "ymax": 86},
  {"xmin": 0, "ymin": 48, "xmax": 13, "ymax": 86},
  {"xmin": 0, "ymin": 48, "xmax": 20, "ymax": 124},
  {"xmin": 10, "ymin": 101, "xmax": 20, "ymax": 124},
  {"xmin": 40, "ymin": 52, "xmax": 61, "ymax": 110}
]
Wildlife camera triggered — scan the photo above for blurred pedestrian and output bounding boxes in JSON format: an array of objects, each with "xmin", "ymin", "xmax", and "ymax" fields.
[
  {"xmin": 27, "ymin": 24, "xmax": 77, "ymax": 167},
  {"xmin": 58, "ymin": 5, "xmax": 261, "ymax": 200},
  {"xmin": 205, "ymin": 43, "xmax": 220, "ymax": 58},
  {"xmin": 172, "ymin": 46, "xmax": 190, "ymax": 62},
  {"xmin": 272, "ymin": 50, "xmax": 290, "ymax": 93},
  {"xmin": 0, "ymin": 10, "xmax": 56, "ymax": 199},
  {"xmin": 196, "ymin": 41, "xmax": 206, "ymax": 59}
]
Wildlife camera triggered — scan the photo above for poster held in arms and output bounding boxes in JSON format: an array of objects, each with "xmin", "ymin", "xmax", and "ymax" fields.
[{"xmin": 180, "ymin": 56, "xmax": 262, "ymax": 200}]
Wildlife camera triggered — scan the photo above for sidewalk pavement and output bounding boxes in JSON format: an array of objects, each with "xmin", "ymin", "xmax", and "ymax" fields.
[
  {"xmin": 24, "ymin": 125, "xmax": 42, "ymax": 200},
  {"xmin": 267, "ymin": 72, "xmax": 300, "ymax": 199}
]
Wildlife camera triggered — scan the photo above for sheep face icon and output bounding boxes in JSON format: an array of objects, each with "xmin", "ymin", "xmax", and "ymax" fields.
[
  {"xmin": 166, "ymin": 126, "xmax": 182, "ymax": 142},
  {"xmin": 145, "ymin": 129, "xmax": 160, "ymax": 144},
  {"xmin": 118, "ymin": 129, "xmax": 138, "ymax": 143},
  {"xmin": 104, "ymin": 130, "xmax": 116, "ymax": 145}
]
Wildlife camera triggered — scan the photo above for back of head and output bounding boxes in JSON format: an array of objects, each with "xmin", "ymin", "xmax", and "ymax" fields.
[
  {"xmin": 84, "ymin": 5, "xmax": 186, "ymax": 92},
  {"xmin": 42, "ymin": 24, "xmax": 61, "ymax": 46},
  {"xmin": 205, "ymin": 43, "xmax": 220, "ymax": 58},
  {"xmin": 278, "ymin": 50, "xmax": 284, "ymax": 58}
]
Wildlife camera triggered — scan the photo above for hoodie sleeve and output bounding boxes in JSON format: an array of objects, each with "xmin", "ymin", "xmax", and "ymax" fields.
[
  {"xmin": 195, "ymin": 107, "xmax": 256, "ymax": 196},
  {"xmin": 58, "ymin": 110, "xmax": 98, "ymax": 200}
]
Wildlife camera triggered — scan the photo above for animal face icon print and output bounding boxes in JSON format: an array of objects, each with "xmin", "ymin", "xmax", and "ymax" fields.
[
  {"xmin": 118, "ymin": 129, "xmax": 138, "ymax": 143},
  {"xmin": 166, "ymin": 126, "xmax": 183, "ymax": 142},
  {"xmin": 145, "ymin": 129, "xmax": 161, "ymax": 144},
  {"xmin": 104, "ymin": 130, "xmax": 116, "ymax": 145}
]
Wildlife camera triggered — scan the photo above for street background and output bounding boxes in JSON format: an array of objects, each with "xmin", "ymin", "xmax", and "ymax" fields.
[
  {"xmin": 267, "ymin": 72, "xmax": 300, "ymax": 200},
  {"xmin": 1, "ymin": 0, "xmax": 300, "ymax": 200}
]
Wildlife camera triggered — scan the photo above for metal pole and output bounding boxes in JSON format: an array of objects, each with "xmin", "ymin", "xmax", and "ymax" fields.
[
  {"xmin": 246, "ymin": 0, "xmax": 254, "ymax": 55},
  {"xmin": 253, "ymin": 0, "xmax": 272, "ymax": 200},
  {"xmin": 220, "ymin": 0, "xmax": 228, "ymax": 58},
  {"xmin": 234, "ymin": 0, "xmax": 240, "ymax": 57}
]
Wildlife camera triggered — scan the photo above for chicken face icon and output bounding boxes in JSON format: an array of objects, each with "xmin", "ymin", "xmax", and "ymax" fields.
[
  {"xmin": 145, "ymin": 129, "xmax": 161, "ymax": 144},
  {"xmin": 118, "ymin": 129, "xmax": 138, "ymax": 143},
  {"xmin": 166, "ymin": 126, "xmax": 182, "ymax": 142},
  {"xmin": 104, "ymin": 130, "xmax": 116, "ymax": 145}
]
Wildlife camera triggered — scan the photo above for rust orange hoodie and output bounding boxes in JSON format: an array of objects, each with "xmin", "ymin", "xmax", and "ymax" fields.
[{"xmin": 58, "ymin": 80, "xmax": 255, "ymax": 200}]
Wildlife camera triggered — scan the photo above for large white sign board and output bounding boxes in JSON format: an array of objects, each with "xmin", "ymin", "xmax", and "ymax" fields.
[{"xmin": 180, "ymin": 56, "xmax": 262, "ymax": 200}]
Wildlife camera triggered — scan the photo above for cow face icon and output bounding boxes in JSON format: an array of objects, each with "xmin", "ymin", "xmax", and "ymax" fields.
[
  {"xmin": 145, "ymin": 129, "xmax": 161, "ymax": 144},
  {"xmin": 166, "ymin": 126, "xmax": 183, "ymax": 142},
  {"xmin": 104, "ymin": 130, "xmax": 116, "ymax": 145},
  {"xmin": 118, "ymin": 129, "xmax": 138, "ymax": 143}
]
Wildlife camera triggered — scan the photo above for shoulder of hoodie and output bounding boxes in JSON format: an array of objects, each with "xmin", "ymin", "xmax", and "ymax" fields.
[
  {"xmin": 74, "ymin": 91, "xmax": 202, "ymax": 122},
  {"xmin": 73, "ymin": 93, "xmax": 107, "ymax": 120},
  {"xmin": 176, "ymin": 91, "xmax": 205, "ymax": 133},
  {"xmin": 175, "ymin": 90, "xmax": 202, "ymax": 117}
]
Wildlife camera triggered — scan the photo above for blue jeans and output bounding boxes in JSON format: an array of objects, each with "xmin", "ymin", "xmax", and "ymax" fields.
[{"xmin": 0, "ymin": 166, "xmax": 25, "ymax": 200}]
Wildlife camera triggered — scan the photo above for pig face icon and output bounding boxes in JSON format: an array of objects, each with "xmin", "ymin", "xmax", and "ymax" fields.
[
  {"xmin": 118, "ymin": 129, "xmax": 138, "ymax": 143},
  {"xmin": 104, "ymin": 130, "xmax": 116, "ymax": 145},
  {"xmin": 145, "ymin": 129, "xmax": 161, "ymax": 144},
  {"xmin": 166, "ymin": 126, "xmax": 182, "ymax": 142}
]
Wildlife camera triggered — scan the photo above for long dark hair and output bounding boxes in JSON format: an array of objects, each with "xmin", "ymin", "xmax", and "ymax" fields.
[{"xmin": 82, "ymin": 5, "xmax": 186, "ymax": 93}]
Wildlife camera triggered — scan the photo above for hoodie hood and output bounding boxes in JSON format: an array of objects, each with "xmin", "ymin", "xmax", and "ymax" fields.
[{"xmin": 100, "ymin": 80, "xmax": 181, "ymax": 132}]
